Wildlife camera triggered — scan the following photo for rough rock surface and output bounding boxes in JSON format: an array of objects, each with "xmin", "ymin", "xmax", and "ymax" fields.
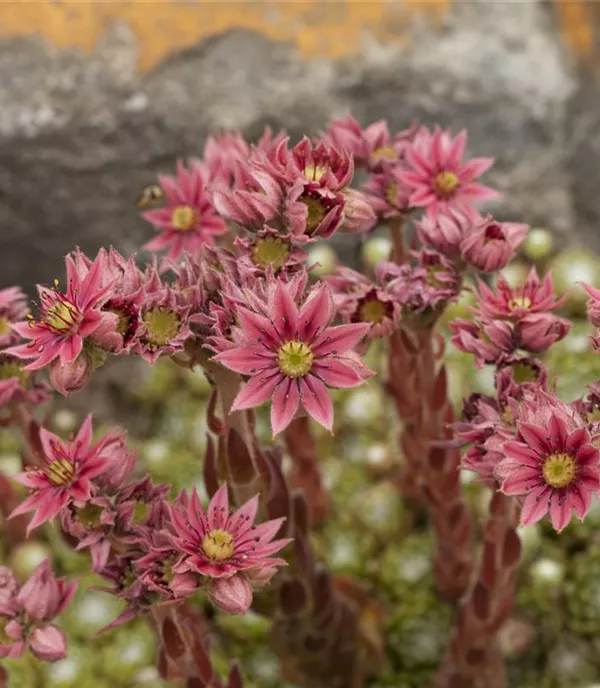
[{"xmin": 0, "ymin": 2, "xmax": 596, "ymax": 291}]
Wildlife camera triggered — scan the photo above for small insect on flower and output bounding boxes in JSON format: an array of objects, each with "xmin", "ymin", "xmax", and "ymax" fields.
[{"xmin": 137, "ymin": 184, "xmax": 165, "ymax": 210}]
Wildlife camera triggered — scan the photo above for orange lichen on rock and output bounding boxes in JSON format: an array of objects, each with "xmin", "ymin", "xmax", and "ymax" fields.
[{"xmin": 0, "ymin": 0, "xmax": 449, "ymax": 71}]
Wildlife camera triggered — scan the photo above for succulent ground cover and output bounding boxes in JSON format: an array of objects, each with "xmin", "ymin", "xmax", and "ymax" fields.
[{"xmin": 1, "ymin": 118, "xmax": 600, "ymax": 688}]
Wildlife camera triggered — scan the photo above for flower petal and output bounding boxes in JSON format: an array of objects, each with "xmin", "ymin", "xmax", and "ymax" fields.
[
  {"xmin": 312, "ymin": 323, "xmax": 370, "ymax": 356},
  {"xmin": 214, "ymin": 346, "xmax": 277, "ymax": 375},
  {"xmin": 297, "ymin": 285, "xmax": 333, "ymax": 342},
  {"xmin": 299, "ymin": 376, "xmax": 334, "ymax": 432},
  {"xmin": 270, "ymin": 281, "xmax": 298, "ymax": 341},
  {"xmin": 520, "ymin": 488, "xmax": 550, "ymax": 526},
  {"xmin": 312, "ymin": 360, "xmax": 363, "ymax": 389},
  {"xmin": 517, "ymin": 423, "xmax": 549, "ymax": 456},
  {"xmin": 231, "ymin": 373, "xmax": 281, "ymax": 411},
  {"xmin": 271, "ymin": 378, "xmax": 300, "ymax": 436}
]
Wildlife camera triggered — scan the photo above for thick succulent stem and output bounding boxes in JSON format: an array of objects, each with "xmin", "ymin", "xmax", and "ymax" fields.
[
  {"xmin": 389, "ymin": 325, "xmax": 474, "ymax": 598},
  {"xmin": 435, "ymin": 492, "xmax": 521, "ymax": 688},
  {"xmin": 284, "ymin": 416, "xmax": 330, "ymax": 525}
]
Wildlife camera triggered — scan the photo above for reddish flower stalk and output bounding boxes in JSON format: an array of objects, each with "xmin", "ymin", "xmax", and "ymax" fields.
[
  {"xmin": 385, "ymin": 218, "xmax": 473, "ymax": 598},
  {"xmin": 283, "ymin": 416, "xmax": 330, "ymax": 525},
  {"xmin": 389, "ymin": 326, "xmax": 474, "ymax": 598},
  {"xmin": 154, "ymin": 604, "xmax": 244, "ymax": 687},
  {"xmin": 202, "ymin": 377, "xmax": 383, "ymax": 686},
  {"xmin": 435, "ymin": 492, "xmax": 521, "ymax": 688}
]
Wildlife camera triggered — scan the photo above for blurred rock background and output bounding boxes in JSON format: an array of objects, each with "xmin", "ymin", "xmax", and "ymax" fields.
[{"xmin": 1, "ymin": 0, "xmax": 600, "ymax": 290}]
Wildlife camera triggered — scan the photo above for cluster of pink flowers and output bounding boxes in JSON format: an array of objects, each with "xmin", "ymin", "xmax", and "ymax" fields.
[
  {"xmin": 7, "ymin": 115, "xmax": 600, "ymax": 685},
  {"xmin": 451, "ymin": 269, "xmax": 570, "ymax": 367},
  {"xmin": 0, "ymin": 286, "xmax": 50, "ymax": 408},
  {"xmin": 6, "ymin": 413, "xmax": 289, "ymax": 623},
  {"xmin": 0, "ymin": 560, "xmax": 76, "ymax": 662},
  {"xmin": 458, "ymin": 369, "xmax": 600, "ymax": 532}
]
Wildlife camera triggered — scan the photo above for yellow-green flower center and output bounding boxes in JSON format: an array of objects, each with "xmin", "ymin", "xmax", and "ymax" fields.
[
  {"xmin": 435, "ymin": 171, "xmax": 460, "ymax": 197},
  {"xmin": 251, "ymin": 237, "xmax": 291, "ymax": 270},
  {"xmin": 0, "ymin": 360, "xmax": 28, "ymax": 384},
  {"xmin": 106, "ymin": 307, "xmax": 131, "ymax": 336},
  {"xmin": 511, "ymin": 363, "xmax": 538, "ymax": 384},
  {"xmin": 171, "ymin": 205, "xmax": 197, "ymax": 232},
  {"xmin": 587, "ymin": 408, "xmax": 600, "ymax": 423},
  {"xmin": 304, "ymin": 164, "xmax": 327, "ymax": 182},
  {"xmin": 300, "ymin": 195, "xmax": 327, "ymax": 234},
  {"xmin": 133, "ymin": 502, "xmax": 151, "ymax": 524},
  {"xmin": 46, "ymin": 301, "xmax": 78, "ymax": 331},
  {"xmin": 358, "ymin": 298, "xmax": 387, "ymax": 324},
  {"xmin": 47, "ymin": 459, "xmax": 75, "ymax": 486},
  {"xmin": 0, "ymin": 317, "xmax": 12, "ymax": 336},
  {"xmin": 202, "ymin": 529, "xmax": 235, "ymax": 561},
  {"xmin": 142, "ymin": 307, "xmax": 180, "ymax": 347},
  {"xmin": 0, "ymin": 617, "xmax": 11, "ymax": 645},
  {"xmin": 508, "ymin": 296, "xmax": 532, "ymax": 311},
  {"xmin": 277, "ymin": 340, "xmax": 314, "ymax": 378},
  {"xmin": 542, "ymin": 453, "xmax": 577, "ymax": 489},
  {"xmin": 372, "ymin": 146, "xmax": 398, "ymax": 161},
  {"xmin": 75, "ymin": 503, "xmax": 104, "ymax": 529}
]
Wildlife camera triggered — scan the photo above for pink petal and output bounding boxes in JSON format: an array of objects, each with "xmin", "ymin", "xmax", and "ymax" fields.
[
  {"xmin": 270, "ymin": 378, "xmax": 300, "ymax": 436},
  {"xmin": 235, "ymin": 307, "xmax": 280, "ymax": 348},
  {"xmin": 9, "ymin": 493, "xmax": 40, "ymax": 518},
  {"xmin": 39, "ymin": 428, "xmax": 64, "ymax": 462},
  {"xmin": 208, "ymin": 484, "xmax": 230, "ymax": 530},
  {"xmin": 143, "ymin": 234, "xmax": 171, "ymax": 252},
  {"xmin": 214, "ymin": 346, "xmax": 277, "ymax": 375},
  {"xmin": 65, "ymin": 256, "xmax": 82, "ymax": 295},
  {"xmin": 312, "ymin": 359, "xmax": 363, "ymax": 389},
  {"xmin": 549, "ymin": 493, "xmax": 571, "ymax": 532},
  {"xmin": 27, "ymin": 491, "xmax": 69, "ymax": 534},
  {"xmin": 78, "ymin": 251, "xmax": 106, "ymax": 308},
  {"xmin": 238, "ymin": 517, "xmax": 286, "ymax": 546},
  {"xmin": 577, "ymin": 444, "xmax": 600, "ymax": 465},
  {"xmin": 189, "ymin": 488, "xmax": 209, "ymax": 537},
  {"xmin": 517, "ymin": 423, "xmax": 549, "ymax": 455},
  {"xmin": 409, "ymin": 188, "xmax": 438, "ymax": 207},
  {"xmin": 448, "ymin": 129, "xmax": 467, "ymax": 168},
  {"xmin": 569, "ymin": 484, "xmax": 591, "ymax": 520},
  {"xmin": 547, "ymin": 414, "xmax": 569, "ymax": 452},
  {"xmin": 459, "ymin": 157, "xmax": 495, "ymax": 180},
  {"xmin": 79, "ymin": 310, "xmax": 103, "ymax": 337},
  {"xmin": 461, "ymin": 183, "xmax": 501, "ymax": 203},
  {"xmin": 21, "ymin": 342, "xmax": 61, "ymax": 370},
  {"xmin": 228, "ymin": 495, "xmax": 259, "ymax": 537},
  {"xmin": 312, "ymin": 323, "xmax": 370, "ymax": 356},
  {"xmin": 500, "ymin": 469, "xmax": 540, "ymax": 496},
  {"xmin": 59, "ymin": 335, "xmax": 82, "ymax": 365},
  {"xmin": 405, "ymin": 148, "xmax": 432, "ymax": 177},
  {"xmin": 566, "ymin": 428, "xmax": 590, "ymax": 456},
  {"xmin": 158, "ymin": 174, "xmax": 185, "ymax": 204},
  {"xmin": 271, "ymin": 281, "xmax": 298, "ymax": 341},
  {"xmin": 520, "ymin": 488, "xmax": 550, "ymax": 526},
  {"xmin": 299, "ymin": 375, "xmax": 334, "ymax": 432},
  {"xmin": 75, "ymin": 415, "xmax": 93, "ymax": 452},
  {"xmin": 231, "ymin": 373, "xmax": 281, "ymax": 411},
  {"xmin": 502, "ymin": 442, "xmax": 542, "ymax": 468},
  {"xmin": 297, "ymin": 285, "xmax": 333, "ymax": 342},
  {"xmin": 12, "ymin": 472, "xmax": 49, "ymax": 490}
]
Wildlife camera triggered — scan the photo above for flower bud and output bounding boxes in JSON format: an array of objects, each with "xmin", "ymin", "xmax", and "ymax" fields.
[
  {"xmin": 48, "ymin": 349, "xmax": 94, "ymax": 396},
  {"xmin": 207, "ymin": 574, "xmax": 253, "ymax": 615},
  {"xmin": 16, "ymin": 560, "xmax": 76, "ymax": 623},
  {"xmin": 28, "ymin": 624, "xmax": 68, "ymax": 662}
]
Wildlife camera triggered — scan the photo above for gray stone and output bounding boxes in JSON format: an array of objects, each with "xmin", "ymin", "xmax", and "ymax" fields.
[{"xmin": 0, "ymin": 1, "xmax": 591, "ymax": 291}]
